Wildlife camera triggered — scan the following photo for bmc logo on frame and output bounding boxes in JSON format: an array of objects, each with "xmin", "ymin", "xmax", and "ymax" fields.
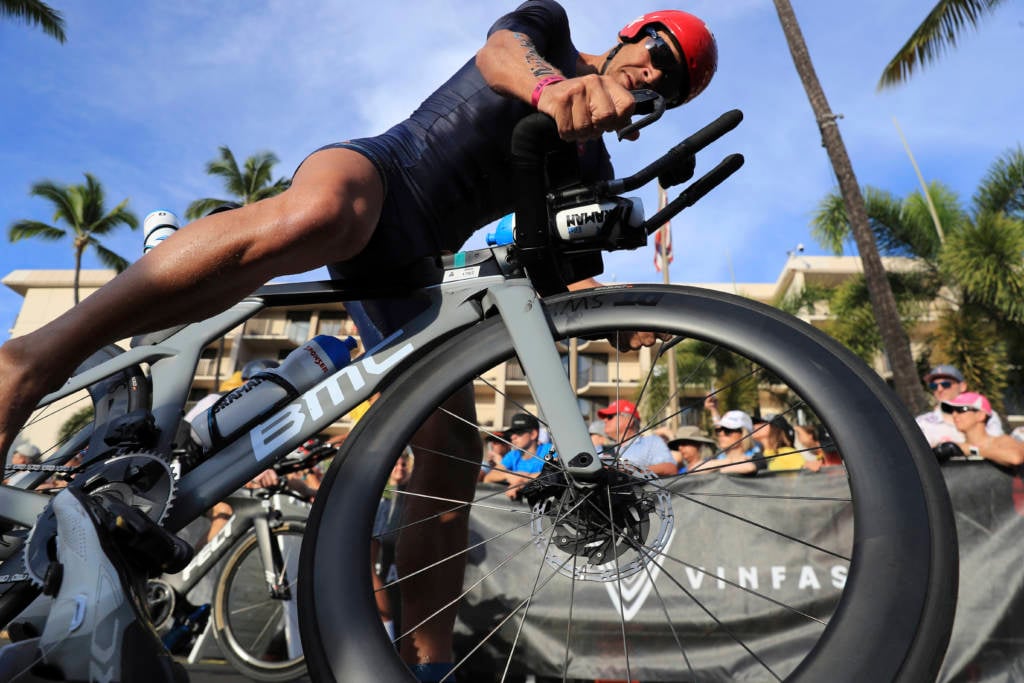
[{"xmin": 250, "ymin": 342, "xmax": 416, "ymax": 461}]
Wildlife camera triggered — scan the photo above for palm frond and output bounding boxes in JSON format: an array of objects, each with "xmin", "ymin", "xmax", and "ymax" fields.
[
  {"xmin": 974, "ymin": 145, "xmax": 1024, "ymax": 219},
  {"xmin": 900, "ymin": 181, "xmax": 965, "ymax": 257},
  {"xmin": 206, "ymin": 146, "xmax": 247, "ymax": 198},
  {"xmin": 28, "ymin": 179, "xmax": 77, "ymax": 226},
  {"xmin": 9, "ymin": 219, "xmax": 65, "ymax": 242},
  {"xmin": 1, "ymin": 0, "xmax": 67, "ymax": 43},
  {"xmin": 243, "ymin": 152, "xmax": 280, "ymax": 199},
  {"xmin": 89, "ymin": 240, "xmax": 130, "ymax": 272},
  {"xmin": 941, "ymin": 210, "xmax": 1024, "ymax": 322},
  {"xmin": 877, "ymin": 0, "xmax": 1008, "ymax": 89},
  {"xmin": 185, "ymin": 197, "xmax": 233, "ymax": 221},
  {"xmin": 810, "ymin": 191, "xmax": 851, "ymax": 254},
  {"xmin": 89, "ymin": 198, "xmax": 139, "ymax": 236},
  {"xmin": 251, "ymin": 177, "xmax": 291, "ymax": 202}
]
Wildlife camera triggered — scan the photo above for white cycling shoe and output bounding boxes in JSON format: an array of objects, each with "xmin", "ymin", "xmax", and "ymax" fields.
[{"xmin": 0, "ymin": 486, "xmax": 187, "ymax": 683}]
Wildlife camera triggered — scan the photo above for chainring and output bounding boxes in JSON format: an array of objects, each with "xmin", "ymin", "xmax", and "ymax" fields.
[{"xmin": 22, "ymin": 453, "xmax": 177, "ymax": 586}]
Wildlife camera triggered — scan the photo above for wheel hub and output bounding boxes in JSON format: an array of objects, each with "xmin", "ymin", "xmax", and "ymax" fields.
[{"xmin": 527, "ymin": 458, "xmax": 674, "ymax": 582}]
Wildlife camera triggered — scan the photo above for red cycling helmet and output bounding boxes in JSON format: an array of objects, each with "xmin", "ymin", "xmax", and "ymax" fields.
[{"xmin": 618, "ymin": 10, "xmax": 717, "ymax": 107}]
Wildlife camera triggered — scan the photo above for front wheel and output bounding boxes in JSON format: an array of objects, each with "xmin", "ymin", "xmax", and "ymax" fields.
[
  {"xmin": 212, "ymin": 521, "xmax": 306, "ymax": 682},
  {"xmin": 299, "ymin": 285, "xmax": 957, "ymax": 682}
]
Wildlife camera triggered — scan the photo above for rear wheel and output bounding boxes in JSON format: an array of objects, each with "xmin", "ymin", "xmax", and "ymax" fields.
[{"xmin": 299, "ymin": 285, "xmax": 956, "ymax": 682}]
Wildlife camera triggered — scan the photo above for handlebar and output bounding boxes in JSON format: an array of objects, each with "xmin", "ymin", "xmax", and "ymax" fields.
[{"xmin": 508, "ymin": 92, "xmax": 745, "ymax": 295}]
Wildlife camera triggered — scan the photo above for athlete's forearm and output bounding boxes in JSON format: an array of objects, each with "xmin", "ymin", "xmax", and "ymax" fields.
[{"xmin": 476, "ymin": 29, "xmax": 563, "ymax": 104}]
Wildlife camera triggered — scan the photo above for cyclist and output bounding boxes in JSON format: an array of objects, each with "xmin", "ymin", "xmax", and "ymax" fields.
[{"xmin": 0, "ymin": 3, "xmax": 717, "ymax": 680}]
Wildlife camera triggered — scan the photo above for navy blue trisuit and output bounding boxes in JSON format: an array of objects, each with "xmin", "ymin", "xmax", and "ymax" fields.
[{"xmin": 305, "ymin": 0, "xmax": 615, "ymax": 346}]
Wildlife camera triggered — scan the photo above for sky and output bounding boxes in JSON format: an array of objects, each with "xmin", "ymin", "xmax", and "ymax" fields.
[{"xmin": 2, "ymin": 0, "xmax": 1022, "ymax": 341}]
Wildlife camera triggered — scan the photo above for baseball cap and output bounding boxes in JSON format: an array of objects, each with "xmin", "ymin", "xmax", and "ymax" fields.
[
  {"xmin": 941, "ymin": 392, "xmax": 992, "ymax": 416},
  {"xmin": 507, "ymin": 413, "xmax": 540, "ymax": 434},
  {"xmin": 14, "ymin": 443, "xmax": 41, "ymax": 462},
  {"xmin": 597, "ymin": 399, "xmax": 639, "ymax": 419},
  {"xmin": 924, "ymin": 364, "xmax": 964, "ymax": 384},
  {"xmin": 667, "ymin": 425, "xmax": 716, "ymax": 450},
  {"xmin": 715, "ymin": 410, "xmax": 753, "ymax": 433}
]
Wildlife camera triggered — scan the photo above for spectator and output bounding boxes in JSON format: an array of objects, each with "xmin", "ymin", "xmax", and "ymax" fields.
[
  {"xmin": 794, "ymin": 422, "xmax": 842, "ymax": 468},
  {"xmin": 589, "ymin": 420, "xmax": 608, "ymax": 454},
  {"xmin": 916, "ymin": 364, "xmax": 1003, "ymax": 447},
  {"xmin": 4, "ymin": 442, "xmax": 41, "ymax": 483},
  {"xmin": 479, "ymin": 430, "xmax": 509, "ymax": 481},
  {"xmin": 483, "ymin": 413, "xmax": 552, "ymax": 499},
  {"xmin": 693, "ymin": 409, "xmax": 760, "ymax": 475},
  {"xmin": 597, "ymin": 400, "xmax": 676, "ymax": 476},
  {"xmin": 752, "ymin": 415, "xmax": 805, "ymax": 471},
  {"xmin": 666, "ymin": 425, "xmax": 716, "ymax": 474},
  {"xmin": 942, "ymin": 392, "xmax": 1024, "ymax": 467}
]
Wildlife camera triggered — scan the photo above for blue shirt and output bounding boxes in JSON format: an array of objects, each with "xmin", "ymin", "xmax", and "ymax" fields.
[
  {"xmin": 618, "ymin": 434, "xmax": 675, "ymax": 469},
  {"xmin": 501, "ymin": 442, "xmax": 554, "ymax": 474}
]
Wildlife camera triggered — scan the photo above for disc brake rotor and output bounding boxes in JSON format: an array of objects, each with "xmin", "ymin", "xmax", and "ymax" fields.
[
  {"xmin": 23, "ymin": 453, "xmax": 177, "ymax": 586},
  {"xmin": 530, "ymin": 459, "xmax": 674, "ymax": 582}
]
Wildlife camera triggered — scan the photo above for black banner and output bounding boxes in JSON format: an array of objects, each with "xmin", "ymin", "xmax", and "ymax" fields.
[{"xmin": 451, "ymin": 462, "xmax": 1024, "ymax": 682}]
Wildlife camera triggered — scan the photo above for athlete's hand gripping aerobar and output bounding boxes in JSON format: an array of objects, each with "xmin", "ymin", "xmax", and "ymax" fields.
[{"xmin": 508, "ymin": 94, "xmax": 745, "ymax": 297}]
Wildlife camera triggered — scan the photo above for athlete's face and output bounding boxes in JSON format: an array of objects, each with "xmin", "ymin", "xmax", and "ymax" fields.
[{"xmin": 608, "ymin": 28, "xmax": 684, "ymax": 103}]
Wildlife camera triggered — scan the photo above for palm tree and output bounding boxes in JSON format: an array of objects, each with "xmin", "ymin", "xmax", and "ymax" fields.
[
  {"xmin": 810, "ymin": 147, "xmax": 1024, "ymax": 410},
  {"xmin": 9, "ymin": 173, "xmax": 139, "ymax": 304},
  {"xmin": 878, "ymin": 0, "xmax": 1010, "ymax": 89},
  {"xmin": 185, "ymin": 146, "xmax": 291, "ymax": 220},
  {"xmin": 772, "ymin": 0, "xmax": 927, "ymax": 413},
  {"xmin": 1, "ymin": 0, "xmax": 66, "ymax": 42}
]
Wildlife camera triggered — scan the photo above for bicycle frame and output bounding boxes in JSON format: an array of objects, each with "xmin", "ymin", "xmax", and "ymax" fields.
[
  {"xmin": 0, "ymin": 249, "xmax": 599, "ymax": 538},
  {"xmin": 170, "ymin": 489, "xmax": 309, "ymax": 596}
]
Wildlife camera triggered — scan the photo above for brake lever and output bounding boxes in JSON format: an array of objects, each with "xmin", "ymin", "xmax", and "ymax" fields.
[{"xmin": 617, "ymin": 89, "xmax": 665, "ymax": 141}]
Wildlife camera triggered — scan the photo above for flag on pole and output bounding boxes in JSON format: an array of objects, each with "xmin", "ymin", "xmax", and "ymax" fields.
[{"xmin": 654, "ymin": 185, "xmax": 673, "ymax": 273}]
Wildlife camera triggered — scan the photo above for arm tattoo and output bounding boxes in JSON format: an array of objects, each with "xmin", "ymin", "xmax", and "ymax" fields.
[{"xmin": 513, "ymin": 32, "xmax": 558, "ymax": 78}]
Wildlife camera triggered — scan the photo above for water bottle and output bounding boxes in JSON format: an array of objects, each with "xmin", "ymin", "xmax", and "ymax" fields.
[
  {"xmin": 143, "ymin": 210, "xmax": 180, "ymax": 254},
  {"xmin": 190, "ymin": 335, "xmax": 358, "ymax": 451},
  {"xmin": 486, "ymin": 213, "xmax": 516, "ymax": 246}
]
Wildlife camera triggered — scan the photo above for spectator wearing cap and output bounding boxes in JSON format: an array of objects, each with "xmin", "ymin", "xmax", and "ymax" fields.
[
  {"xmin": 694, "ymin": 409, "xmax": 760, "ymax": 475},
  {"xmin": 667, "ymin": 426, "xmax": 715, "ymax": 474},
  {"xmin": 483, "ymin": 413, "xmax": 553, "ymax": 499},
  {"xmin": 479, "ymin": 430, "xmax": 510, "ymax": 481},
  {"xmin": 5, "ymin": 443, "xmax": 41, "ymax": 483},
  {"xmin": 916, "ymin": 364, "xmax": 1003, "ymax": 447},
  {"xmin": 751, "ymin": 415, "xmax": 806, "ymax": 471},
  {"xmin": 942, "ymin": 392, "xmax": 1024, "ymax": 466},
  {"xmin": 597, "ymin": 400, "xmax": 676, "ymax": 476}
]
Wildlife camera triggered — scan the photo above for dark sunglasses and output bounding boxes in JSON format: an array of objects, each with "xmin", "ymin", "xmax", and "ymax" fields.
[
  {"xmin": 714, "ymin": 426, "xmax": 741, "ymax": 435},
  {"xmin": 928, "ymin": 380, "xmax": 956, "ymax": 391},
  {"xmin": 941, "ymin": 403, "xmax": 978, "ymax": 414},
  {"xmin": 642, "ymin": 27, "xmax": 687, "ymax": 105}
]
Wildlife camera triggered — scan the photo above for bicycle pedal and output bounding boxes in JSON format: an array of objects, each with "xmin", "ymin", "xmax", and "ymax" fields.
[{"xmin": 95, "ymin": 496, "xmax": 194, "ymax": 575}]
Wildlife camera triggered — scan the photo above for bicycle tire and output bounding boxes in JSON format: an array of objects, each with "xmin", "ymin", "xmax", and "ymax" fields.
[
  {"xmin": 212, "ymin": 521, "xmax": 307, "ymax": 682},
  {"xmin": 299, "ymin": 285, "xmax": 957, "ymax": 682}
]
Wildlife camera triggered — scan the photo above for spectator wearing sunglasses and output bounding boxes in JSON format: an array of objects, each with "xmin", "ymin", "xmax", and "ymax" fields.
[
  {"xmin": 692, "ymin": 409, "xmax": 763, "ymax": 475},
  {"xmin": 942, "ymin": 393, "xmax": 1024, "ymax": 466},
  {"xmin": 915, "ymin": 364, "xmax": 1003, "ymax": 447}
]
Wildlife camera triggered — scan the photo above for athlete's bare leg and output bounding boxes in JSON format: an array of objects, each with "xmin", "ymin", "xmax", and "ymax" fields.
[
  {"xmin": 0, "ymin": 148, "xmax": 383, "ymax": 457},
  {"xmin": 397, "ymin": 386, "xmax": 480, "ymax": 668}
]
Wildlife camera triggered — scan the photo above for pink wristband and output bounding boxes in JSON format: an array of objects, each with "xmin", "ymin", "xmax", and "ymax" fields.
[{"xmin": 531, "ymin": 75, "xmax": 565, "ymax": 108}]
